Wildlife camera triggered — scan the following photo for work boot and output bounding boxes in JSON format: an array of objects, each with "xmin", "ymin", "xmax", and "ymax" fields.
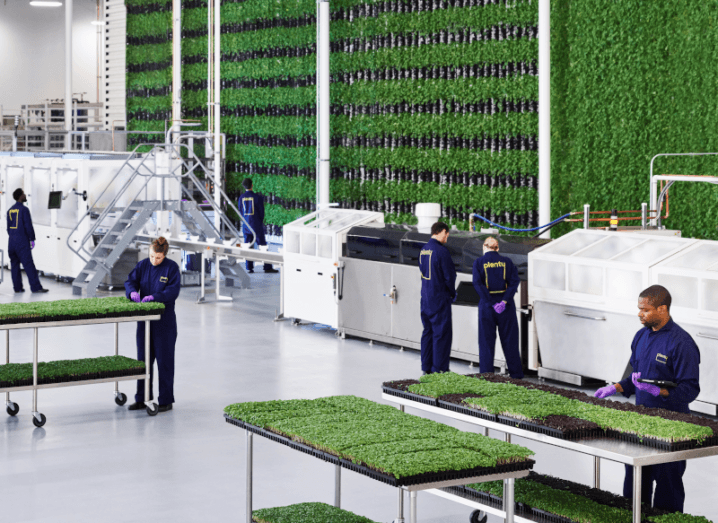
[
  {"xmin": 33, "ymin": 288, "xmax": 49, "ymax": 293},
  {"xmin": 128, "ymin": 402, "xmax": 147, "ymax": 411},
  {"xmin": 158, "ymin": 404, "xmax": 173, "ymax": 413}
]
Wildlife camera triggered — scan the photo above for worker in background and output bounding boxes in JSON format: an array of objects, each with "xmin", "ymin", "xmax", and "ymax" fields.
[
  {"xmin": 473, "ymin": 237, "xmax": 522, "ymax": 379},
  {"xmin": 419, "ymin": 222, "xmax": 457, "ymax": 374},
  {"xmin": 594, "ymin": 285, "xmax": 700, "ymax": 513},
  {"xmin": 239, "ymin": 178, "xmax": 278, "ymax": 274},
  {"xmin": 7, "ymin": 188, "xmax": 48, "ymax": 293},
  {"xmin": 125, "ymin": 237, "xmax": 181, "ymax": 414}
]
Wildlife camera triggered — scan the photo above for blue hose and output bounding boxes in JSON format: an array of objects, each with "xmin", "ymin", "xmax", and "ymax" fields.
[{"xmin": 472, "ymin": 213, "xmax": 572, "ymax": 233}]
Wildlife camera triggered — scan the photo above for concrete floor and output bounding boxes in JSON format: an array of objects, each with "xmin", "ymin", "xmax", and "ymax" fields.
[{"xmin": 1, "ymin": 272, "xmax": 717, "ymax": 523}]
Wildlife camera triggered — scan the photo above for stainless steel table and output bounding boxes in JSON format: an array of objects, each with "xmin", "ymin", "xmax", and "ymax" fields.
[
  {"xmin": 383, "ymin": 393, "xmax": 718, "ymax": 523},
  {"xmin": 2, "ymin": 314, "xmax": 162, "ymax": 427}
]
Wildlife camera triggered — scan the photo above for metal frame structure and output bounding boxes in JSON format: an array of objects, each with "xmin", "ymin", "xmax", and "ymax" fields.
[
  {"xmin": 2, "ymin": 313, "xmax": 162, "ymax": 427},
  {"xmin": 384, "ymin": 393, "xmax": 718, "ymax": 523}
]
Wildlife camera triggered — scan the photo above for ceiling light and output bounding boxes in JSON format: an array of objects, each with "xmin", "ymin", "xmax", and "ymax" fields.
[{"xmin": 30, "ymin": 1, "xmax": 63, "ymax": 6}]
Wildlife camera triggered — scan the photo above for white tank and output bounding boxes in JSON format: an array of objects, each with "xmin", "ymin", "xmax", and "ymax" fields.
[{"xmin": 415, "ymin": 203, "xmax": 441, "ymax": 233}]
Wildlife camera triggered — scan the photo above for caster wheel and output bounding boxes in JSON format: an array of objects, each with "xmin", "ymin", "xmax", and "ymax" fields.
[
  {"xmin": 115, "ymin": 393, "xmax": 127, "ymax": 406},
  {"xmin": 6, "ymin": 402, "xmax": 19, "ymax": 416},
  {"xmin": 146, "ymin": 403, "xmax": 159, "ymax": 416},
  {"xmin": 32, "ymin": 414, "xmax": 47, "ymax": 428},
  {"xmin": 469, "ymin": 510, "xmax": 487, "ymax": 523}
]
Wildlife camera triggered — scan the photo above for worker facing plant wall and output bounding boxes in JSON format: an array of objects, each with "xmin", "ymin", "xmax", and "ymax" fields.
[
  {"xmin": 551, "ymin": 0, "xmax": 718, "ymax": 240},
  {"xmin": 127, "ymin": 0, "xmax": 540, "ymax": 236}
]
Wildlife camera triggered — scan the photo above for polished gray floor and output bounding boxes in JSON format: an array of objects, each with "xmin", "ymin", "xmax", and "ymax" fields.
[{"xmin": 1, "ymin": 272, "xmax": 716, "ymax": 523}]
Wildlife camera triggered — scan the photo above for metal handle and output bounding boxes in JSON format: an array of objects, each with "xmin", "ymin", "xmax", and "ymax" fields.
[
  {"xmin": 697, "ymin": 332, "xmax": 718, "ymax": 341},
  {"xmin": 383, "ymin": 285, "xmax": 397, "ymax": 304},
  {"xmin": 564, "ymin": 311, "xmax": 606, "ymax": 321}
]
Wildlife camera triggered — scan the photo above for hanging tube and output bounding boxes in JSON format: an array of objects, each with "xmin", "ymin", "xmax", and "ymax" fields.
[
  {"xmin": 538, "ymin": 0, "xmax": 550, "ymax": 237},
  {"xmin": 316, "ymin": 0, "xmax": 331, "ymax": 209}
]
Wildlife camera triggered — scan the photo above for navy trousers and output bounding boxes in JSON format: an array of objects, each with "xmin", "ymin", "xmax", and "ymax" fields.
[
  {"xmin": 420, "ymin": 300, "xmax": 452, "ymax": 373},
  {"xmin": 135, "ymin": 312, "xmax": 177, "ymax": 405},
  {"xmin": 624, "ymin": 461, "xmax": 687, "ymax": 513},
  {"xmin": 478, "ymin": 300, "xmax": 523, "ymax": 379},
  {"xmin": 8, "ymin": 242, "xmax": 42, "ymax": 292},
  {"xmin": 243, "ymin": 229, "xmax": 272, "ymax": 271}
]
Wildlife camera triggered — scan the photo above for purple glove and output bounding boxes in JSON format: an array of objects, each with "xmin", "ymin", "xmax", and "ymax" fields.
[
  {"xmin": 30, "ymin": 241, "xmax": 35, "ymax": 250},
  {"xmin": 493, "ymin": 301, "xmax": 506, "ymax": 314},
  {"xmin": 632, "ymin": 372, "xmax": 661, "ymax": 397},
  {"xmin": 141, "ymin": 295, "xmax": 154, "ymax": 303},
  {"xmin": 130, "ymin": 292, "xmax": 141, "ymax": 303},
  {"xmin": 594, "ymin": 385, "xmax": 617, "ymax": 399}
]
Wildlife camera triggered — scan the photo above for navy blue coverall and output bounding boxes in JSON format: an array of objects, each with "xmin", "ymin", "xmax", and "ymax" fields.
[
  {"xmin": 239, "ymin": 190, "xmax": 272, "ymax": 271},
  {"xmin": 419, "ymin": 238, "xmax": 457, "ymax": 373},
  {"xmin": 617, "ymin": 319, "xmax": 701, "ymax": 513},
  {"xmin": 125, "ymin": 257, "xmax": 181, "ymax": 406},
  {"xmin": 472, "ymin": 251, "xmax": 523, "ymax": 379},
  {"xmin": 6, "ymin": 201, "xmax": 42, "ymax": 292}
]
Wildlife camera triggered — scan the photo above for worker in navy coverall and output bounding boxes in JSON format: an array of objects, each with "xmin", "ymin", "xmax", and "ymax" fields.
[
  {"xmin": 595, "ymin": 285, "xmax": 700, "ymax": 513},
  {"xmin": 124, "ymin": 237, "xmax": 181, "ymax": 413},
  {"xmin": 419, "ymin": 222, "xmax": 457, "ymax": 374},
  {"xmin": 473, "ymin": 237, "xmax": 522, "ymax": 378},
  {"xmin": 239, "ymin": 178, "xmax": 277, "ymax": 274},
  {"xmin": 6, "ymin": 188, "xmax": 47, "ymax": 293}
]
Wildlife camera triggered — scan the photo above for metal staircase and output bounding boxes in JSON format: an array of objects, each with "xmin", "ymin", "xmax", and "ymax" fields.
[{"xmin": 68, "ymin": 142, "xmax": 255, "ymax": 297}]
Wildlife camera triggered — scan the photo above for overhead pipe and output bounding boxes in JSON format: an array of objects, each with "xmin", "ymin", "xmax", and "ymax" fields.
[
  {"xmin": 65, "ymin": 0, "xmax": 73, "ymax": 149},
  {"xmin": 316, "ymin": 0, "xmax": 330, "ymax": 209}
]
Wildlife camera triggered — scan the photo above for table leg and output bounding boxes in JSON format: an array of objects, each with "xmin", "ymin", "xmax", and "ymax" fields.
[
  {"xmin": 409, "ymin": 491, "xmax": 417, "ymax": 523},
  {"xmin": 505, "ymin": 477, "xmax": 515, "ymax": 523},
  {"xmin": 632, "ymin": 465, "xmax": 642, "ymax": 523},
  {"xmin": 114, "ymin": 322, "xmax": 119, "ymax": 395},
  {"xmin": 144, "ymin": 320, "xmax": 151, "ymax": 406},
  {"xmin": 396, "ymin": 488, "xmax": 405, "ymax": 523},
  {"xmin": 247, "ymin": 430, "xmax": 253, "ymax": 523},
  {"xmin": 32, "ymin": 328, "xmax": 38, "ymax": 415},
  {"xmin": 5, "ymin": 330, "xmax": 9, "ymax": 407},
  {"xmin": 593, "ymin": 457, "xmax": 601, "ymax": 489},
  {"xmin": 504, "ymin": 433, "xmax": 511, "ymax": 444},
  {"xmin": 334, "ymin": 464, "xmax": 341, "ymax": 508}
]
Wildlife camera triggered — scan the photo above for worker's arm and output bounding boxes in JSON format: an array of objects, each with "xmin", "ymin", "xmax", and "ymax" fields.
[
  {"xmin": 442, "ymin": 249, "xmax": 457, "ymax": 299},
  {"xmin": 502, "ymin": 259, "xmax": 521, "ymax": 304},
  {"xmin": 124, "ymin": 262, "xmax": 143, "ymax": 299},
  {"xmin": 665, "ymin": 335, "xmax": 701, "ymax": 404},
  {"xmin": 23, "ymin": 207, "xmax": 36, "ymax": 242},
  {"xmin": 472, "ymin": 258, "xmax": 492, "ymax": 302},
  {"xmin": 617, "ymin": 331, "xmax": 642, "ymax": 397},
  {"xmin": 151, "ymin": 262, "xmax": 181, "ymax": 303}
]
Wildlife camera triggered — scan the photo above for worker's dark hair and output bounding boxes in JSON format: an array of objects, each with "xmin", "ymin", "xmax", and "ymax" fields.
[
  {"xmin": 151, "ymin": 236, "xmax": 169, "ymax": 256},
  {"xmin": 431, "ymin": 222, "xmax": 449, "ymax": 236},
  {"xmin": 12, "ymin": 188, "xmax": 23, "ymax": 201},
  {"xmin": 242, "ymin": 178, "xmax": 253, "ymax": 191},
  {"xmin": 639, "ymin": 285, "xmax": 672, "ymax": 311}
]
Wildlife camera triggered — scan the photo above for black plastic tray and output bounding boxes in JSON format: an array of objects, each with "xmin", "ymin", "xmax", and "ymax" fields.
[
  {"xmin": 604, "ymin": 428, "xmax": 718, "ymax": 453},
  {"xmin": 225, "ymin": 415, "xmax": 534, "ymax": 487},
  {"xmin": 382, "ymin": 385, "xmax": 438, "ymax": 406},
  {"xmin": 0, "ymin": 365, "xmax": 146, "ymax": 389},
  {"xmin": 461, "ymin": 484, "xmax": 578, "ymax": 523},
  {"xmin": 497, "ymin": 415, "xmax": 606, "ymax": 442},
  {"xmin": 0, "ymin": 308, "xmax": 163, "ymax": 326},
  {"xmin": 437, "ymin": 399, "xmax": 498, "ymax": 422}
]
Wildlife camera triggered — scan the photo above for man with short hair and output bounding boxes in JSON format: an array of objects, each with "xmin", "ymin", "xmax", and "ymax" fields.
[
  {"xmin": 594, "ymin": 285, "xmax": 700, "ymax": 513},
  {"xmin": 419, "ymin": 221, "xmax": 457, "ymax": 374},
  {"xmin": 473, "ymin": 236, "xmax": 522, "ymax": 378},
  {"xmin": 238, "ymin": 178, "xmax": 278, "ymax": 274},
  {"xmin": 6, "ymin": 188, "xmax": 47, "ymax": 293}
]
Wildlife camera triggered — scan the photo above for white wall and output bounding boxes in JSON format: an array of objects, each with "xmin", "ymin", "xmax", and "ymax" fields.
[{"xmin": 0, "ymin": 0, "xmax": 99, "ymax": 116}]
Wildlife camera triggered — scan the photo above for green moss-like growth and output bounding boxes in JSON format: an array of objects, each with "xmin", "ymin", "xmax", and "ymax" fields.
[
  {"xmin": 225, "ymin": 395, "xmax": 533, "ymax": 479},
  {"xmin": 0, "ymin": 297, "xmax": 164, "ymax": 323},
  {"xmin": 0, "ymin": 356, "xmax": 145, "ymax": 387},
  {"xmin": 253, "ymin": 502, "xmax": 379, "ymax": 523}
]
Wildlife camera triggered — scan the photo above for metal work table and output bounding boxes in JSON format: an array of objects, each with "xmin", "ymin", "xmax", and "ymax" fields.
[
  {"xmin": 383, "ymin": 393, "xmax": 718, "ymax": 523},
  {"xmin": 238, "ymin": 423, "xmax": 530, "ymax": 523},
  {"xmin": 2, "ymin": 314, "xmax": 162, "ymax": 427}
]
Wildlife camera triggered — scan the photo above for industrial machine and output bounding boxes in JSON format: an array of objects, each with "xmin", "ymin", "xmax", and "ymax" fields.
[{"xmin": 332, "ymin": 224, "xmax": 549, "ymax": 366}]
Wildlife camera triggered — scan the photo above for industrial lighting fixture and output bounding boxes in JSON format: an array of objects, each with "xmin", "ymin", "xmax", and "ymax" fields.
[{"xmin": 30, "ymin": 1, "xmax": 63, "ymax": 5}]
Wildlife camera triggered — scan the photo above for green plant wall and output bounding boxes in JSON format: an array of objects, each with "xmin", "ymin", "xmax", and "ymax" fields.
[
  {"xmin": 127, "ymin": 0, "xmax": 540, "ymax": 235},
  {"xmin": 551, "ymin": 1, "xmax": 718, "ymax": 239}
]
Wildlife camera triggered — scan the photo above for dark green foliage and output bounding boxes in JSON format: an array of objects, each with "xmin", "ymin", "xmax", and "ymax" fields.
[
  {"xmin": 0, "ymin": 356, "xmax": 145, "ymax": 386},
  {"xmin": 551, "ymin": 1, "xmax": 718, "ymax": 240},
  {"xmin": 0, "ymin": 296, "xmax": 164, "ymax": 322},
  {"xmin": 224, "ymin": 395, "xmax": 533, "ymax": 479},
  {"xmin": 253, "ymin": 502, "xmax": 379, "ymax": 523}
]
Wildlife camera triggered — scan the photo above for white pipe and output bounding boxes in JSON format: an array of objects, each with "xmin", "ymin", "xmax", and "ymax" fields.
[
  {"xmin": 214, "ymin": 0, "xmax": 221, "ymax": 231},
  {"xmin": 538, "ymin": 0, "xmax": 550, "ymax": 237},
  {"xmin": 172, "ymin": 0, "xmax": 182, "ymax": 137},
  {"xmin": 316, "ymin": 0, "xmax": 331, "ymax": 209},
  {"xmin": 65, "ymin": 0, "xmax": 73, "ymax": 149}
]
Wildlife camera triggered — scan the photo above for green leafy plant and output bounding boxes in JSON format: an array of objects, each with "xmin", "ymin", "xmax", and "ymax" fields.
[
  {"xmin": 0, "ymin": 296, "xmax": 164, "ymax": 323},
  {"xmin": 253, "ymin": 502, "xmax": 380, "ymax": 523},
  {"xmin": 0, "ymin": 356, "xmax": 145, "ymax": 386}
]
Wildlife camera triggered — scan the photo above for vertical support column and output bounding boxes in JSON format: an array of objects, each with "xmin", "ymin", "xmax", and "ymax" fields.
[
  {"xmin": 538, "ymin": 0, "xmax": 550, "ymax": 237},
  {"xmin": 632, "ymin": 465, "xmax": 642, "ymax": 523},
  {"xmin": 32, "ymin": 328, "xmax": 38, "ymax": 414},
  {"xmin": 213, "ymin": 0, "xmax": 222, "ymax": 233},
  {"xmin": 583, "ymin": 204, "xmax": 590, "ymax": 229},
  {"xmin": 246, "ymin": 430, "xmax": 253, "ymax": 523},
  {"xmin": 65, "ymin": 0, "xmax": 74, "ymax": 150},
  {"xmin": 593, "ymin": 457, "xmax": 601, "ymax": 489},
  {"xmin": 334, "ymin": 464, "xmax": 341, "ymax": 508},
  {"xmin": 172, "ymin": 0, "xmax": 182, "ymax": 139},
  {"xmin": 114, "ymin": 322, "xmax": 119, "ymax": 394},
  {"xmin": 396, "ymin": 488, "xmax": 405, "ymax": 523},
  {"xmin": 409, "ymin": 491, "xmax": 417, "ymax": 523},
  {"xmin": 199, "ymin": 250, "xmax": 206, "ymax": 302},
  {"xmin": 144, "ymin": 320, "xmax": 151, "ymax": 404},
  {"xmin": 505, "ymin": 478, "xmax": 515, "ymax": 523},
  {"xmin": 316, "ymin": 0, "xmax": 331, "ymax": 209},
  {"xmin": 641, "ymin": 203, "xmax": 648, "ymax": 230}
]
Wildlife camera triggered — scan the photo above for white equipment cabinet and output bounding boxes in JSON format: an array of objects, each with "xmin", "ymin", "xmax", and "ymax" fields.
[
  {"xmin": 528, "ymin": 229, "xmax": 696, "ymax": 385},
  {"xmin": 283, "ymin": 209, "xmax": 384, "ymax": 328}
]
